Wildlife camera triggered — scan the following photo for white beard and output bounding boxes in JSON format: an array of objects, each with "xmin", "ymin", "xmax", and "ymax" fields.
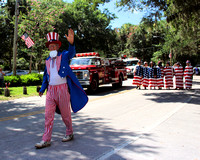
[{"xmin": 49, "ymin": 50, "xmax": 58, "ymax": 58}]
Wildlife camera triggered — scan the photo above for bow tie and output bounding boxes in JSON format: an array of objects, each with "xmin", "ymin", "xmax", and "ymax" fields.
[
  {"xmin": 51, "ymin": 57, "xmax": 56, "ymax": 68},
  {"xmin": 51, "ymin": 57, "xmax": 56, "ymax": 60}
]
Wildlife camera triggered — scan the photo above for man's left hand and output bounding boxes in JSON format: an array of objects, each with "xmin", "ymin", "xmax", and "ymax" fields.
[{"xmin": 65, "ymin": 28, "xmax": 74, "ymax": 45}]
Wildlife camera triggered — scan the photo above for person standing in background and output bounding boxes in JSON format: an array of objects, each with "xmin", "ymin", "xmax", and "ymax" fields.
[
  {"xmin": 157, "ymin": 61, "xmax": 164, "ymax": 90},
  {"xmin": 164, "ymin": 61, "xmax": 174, "ymax": 89},
  {"xmin": 0, "ymin": 67, "xmax": 5, "ymax": 91},
  {"xmin": 132, "ymin": 60, "xmax": 143, "ymax": 89},
  {"xmin": 184, "ymin": 60, "xmax": 193, "ymax": 89},
  {"xmin": 142, "ymin": 61, "xmax": 149, "ymax": 89},
  {"xmin": 174, "ymin": 62, "xmax": 184, "ymax": 90},
  {"xmin": 194, "ymin": 66, "xmax": 199, "ymax": 75},
  {"xmin": 149, "ymin": 61, "xmax": 158, "ymax": 89}
]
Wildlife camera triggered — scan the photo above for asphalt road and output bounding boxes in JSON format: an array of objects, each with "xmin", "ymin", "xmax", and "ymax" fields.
[{"xmin": 0, "ymin": 76, "xmax": 200, "ymax": 160}]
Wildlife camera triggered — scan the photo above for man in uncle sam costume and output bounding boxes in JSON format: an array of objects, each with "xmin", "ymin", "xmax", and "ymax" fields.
[{"xmin": 35, "ymin": 29, "xmax": 88, "ymax": 149}]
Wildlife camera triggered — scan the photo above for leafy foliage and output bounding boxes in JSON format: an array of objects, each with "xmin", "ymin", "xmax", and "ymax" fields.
[
  {"xmin": 56, "ymin": 0, "xmax": 117, "ymax": 57},
  {"xmin": 4, "ymin": 73, "xmax": 43, "ymax": 86},
  {"xmin": 17, "ymin": 0, "xmax": 66, "ymax": 71},
  {"xmin": 1, "ymin": 0, "xmax": 200, "ymax": 73},
  {"xmin": 116, "ymin": 0, "xmax": 200, "ymax": 65},
  {"xmin": 1, "ymin": 0, "xmax": 117, "ymax": 72},
  {"xmin": 4, "ymin": 75, "xmax": 22, "ymax": 87}
]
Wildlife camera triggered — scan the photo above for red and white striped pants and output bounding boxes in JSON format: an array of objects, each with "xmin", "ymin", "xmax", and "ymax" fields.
[{"xmin": 42, "ymin": 83, "xmax": 73, "ymax": 142}]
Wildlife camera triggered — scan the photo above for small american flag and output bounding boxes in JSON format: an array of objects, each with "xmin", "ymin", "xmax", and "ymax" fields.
[{"xmin": 21, "ymin": 32, "xmax": 34, "ymax": 48}]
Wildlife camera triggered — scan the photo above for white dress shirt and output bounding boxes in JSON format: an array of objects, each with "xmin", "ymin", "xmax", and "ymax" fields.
[{"xmin": 49, "ymin": 59, "xmax": 67, "ymax": 85}]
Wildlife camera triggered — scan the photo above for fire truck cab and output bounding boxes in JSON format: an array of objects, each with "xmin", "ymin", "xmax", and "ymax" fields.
[{"xmin": 70, "ymin": 52, "xmax": 127, "ymax": 93}]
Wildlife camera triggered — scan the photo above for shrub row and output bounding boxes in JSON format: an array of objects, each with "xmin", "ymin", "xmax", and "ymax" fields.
[{"xmin": 4, "ymin": 73, "xmax": 43, "ymax": 87}]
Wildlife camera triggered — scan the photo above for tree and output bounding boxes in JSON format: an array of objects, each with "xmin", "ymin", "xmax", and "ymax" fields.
[
  {"xmin": 56, "ymin": 0, "xmax": 117, "ymax": 57},
  {"xmin": 115, "ymin": 0, "xmax": 200, "ymax": 65},
  {"xmin": 0, "ymin": 0, "xmax": 32, "ymax": 70},
  {"xmin": 116, "ymin": 0, "xmax": 167, "ymax": 22},
  {"xmin": 167, "ymin": 0, "xmax": 199, "ymax": 64},
  {"xmin": 113, "ymin": 23, "xmax": 135, "ymax": 57},
  {"xmin": 1, "ymin": 0, "xmax": 16, "ymax": 70},
  {"xmin": 18, "ymin": 0, "xmax": 65, "ymax": 72},
  {"xmin": 127, "ymin": 23, "xmax": 155, "ymax": 62},
  {"xmin": 1, "ymin": 0, "xmax": 118, "ymax": 73}
]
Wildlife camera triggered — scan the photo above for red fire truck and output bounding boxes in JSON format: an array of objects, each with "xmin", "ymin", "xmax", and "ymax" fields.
[{"xmin": 70, "ymin": 52, "xmax": 127, "ymax": 93}]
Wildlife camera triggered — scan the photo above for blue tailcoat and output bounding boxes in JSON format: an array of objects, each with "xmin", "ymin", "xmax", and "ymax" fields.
[{"xmin": 40, "ymin": 44, "xmax": 88, "ymax": 113}]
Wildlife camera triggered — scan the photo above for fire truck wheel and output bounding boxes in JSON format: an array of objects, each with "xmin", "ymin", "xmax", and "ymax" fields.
[
  {"xmin": 88, "ymin": 78, "xmax": 99, "ymax": 93},
  {"xmin": 112, "ymin": 83, "xmax": 118, "ymax": 88}
]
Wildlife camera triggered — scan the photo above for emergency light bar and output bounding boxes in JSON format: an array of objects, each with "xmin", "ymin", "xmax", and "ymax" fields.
[{"xmin": 76, "ymin": 52, "xmax": 100, "ymax": 57}]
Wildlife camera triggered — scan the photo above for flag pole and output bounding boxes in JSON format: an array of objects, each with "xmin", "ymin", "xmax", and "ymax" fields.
[{"xmin": 12, "ymin": 0, "xmax": 19, "ymax": 76}]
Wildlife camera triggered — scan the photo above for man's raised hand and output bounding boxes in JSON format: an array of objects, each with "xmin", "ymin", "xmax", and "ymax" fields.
[{"xmin": 65, "ymin": 28, "xmax": 74, "ymax": 45}]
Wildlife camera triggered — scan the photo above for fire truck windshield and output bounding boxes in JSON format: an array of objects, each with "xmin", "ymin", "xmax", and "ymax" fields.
[
  {"xmin": 70, "ymin": 58, "xmax": 99, "ymax": 65},
  {"xmin": 126, "ymin": 60, "xmax": 138, "ymax": 66}
]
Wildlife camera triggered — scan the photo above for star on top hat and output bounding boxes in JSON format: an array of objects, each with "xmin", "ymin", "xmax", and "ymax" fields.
[{"xmin": 46, "ymin": 32, "xmax": 62, "ymax": 48}]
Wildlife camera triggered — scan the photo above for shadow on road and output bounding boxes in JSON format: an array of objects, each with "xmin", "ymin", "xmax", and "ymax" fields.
[
  {"xmin": 143, "ymin": 89, "xmax": 200, "ymax": 106},
  {"xmin": 0, "ymin": 99, "xmax": 44, "ymax": 119},
  {"xmin": 0, "ymin": 112, "xmax": 159, "ymax": 160},
  {"xmin": 85, "ymin": 85, "xmax": 136, "ymax": 96}
]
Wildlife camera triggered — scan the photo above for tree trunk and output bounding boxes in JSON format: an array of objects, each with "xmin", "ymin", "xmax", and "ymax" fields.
[{"xmin": 29, "ymin": 54, "xmax": 32, "ymax": 74}]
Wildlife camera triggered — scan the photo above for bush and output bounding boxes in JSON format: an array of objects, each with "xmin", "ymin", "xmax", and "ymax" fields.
[
  {"xmin": 4, "ymin": 75, "xmax": 21, "ymax": 87},
  {"xmin": 4, "ymin": 73, "xmax": 43, "ymax": 87}
]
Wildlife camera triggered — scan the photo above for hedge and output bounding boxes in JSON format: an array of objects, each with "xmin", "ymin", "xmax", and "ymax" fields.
[{"xmin": 4, "ymin": 73, "xmax": 43, "ymax": 87}]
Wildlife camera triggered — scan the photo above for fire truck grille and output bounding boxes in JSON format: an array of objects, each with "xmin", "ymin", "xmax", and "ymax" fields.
[{"xmin": 73, "ymin": 71, "xmax": 83, "ymax": 79}]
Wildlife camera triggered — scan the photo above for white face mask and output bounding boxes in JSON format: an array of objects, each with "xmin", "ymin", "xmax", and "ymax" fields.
[{"xmin": 49, "ymin": 50, "xmax": 57, "ymax": 58}]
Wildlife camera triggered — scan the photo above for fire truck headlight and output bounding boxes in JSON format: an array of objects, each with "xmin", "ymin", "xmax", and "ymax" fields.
[{"xmin": 83, "ymin": 70, "xmax": 90, "ymax": 79}]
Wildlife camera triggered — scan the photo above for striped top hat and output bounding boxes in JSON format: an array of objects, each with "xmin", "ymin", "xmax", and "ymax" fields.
[{"xmin": 45, "ymin": 32, "xmax": 62, "ymax": 48}]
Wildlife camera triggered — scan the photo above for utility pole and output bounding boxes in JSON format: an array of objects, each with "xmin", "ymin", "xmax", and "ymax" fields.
[{"xmin": 12, "ymin": 0, "xmax": 19, "ymax": 76}]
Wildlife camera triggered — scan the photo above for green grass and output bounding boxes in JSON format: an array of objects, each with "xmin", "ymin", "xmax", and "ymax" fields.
[{"xmin": 0, "ymin": 86, "xmax": 46, "ymax": 101}]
